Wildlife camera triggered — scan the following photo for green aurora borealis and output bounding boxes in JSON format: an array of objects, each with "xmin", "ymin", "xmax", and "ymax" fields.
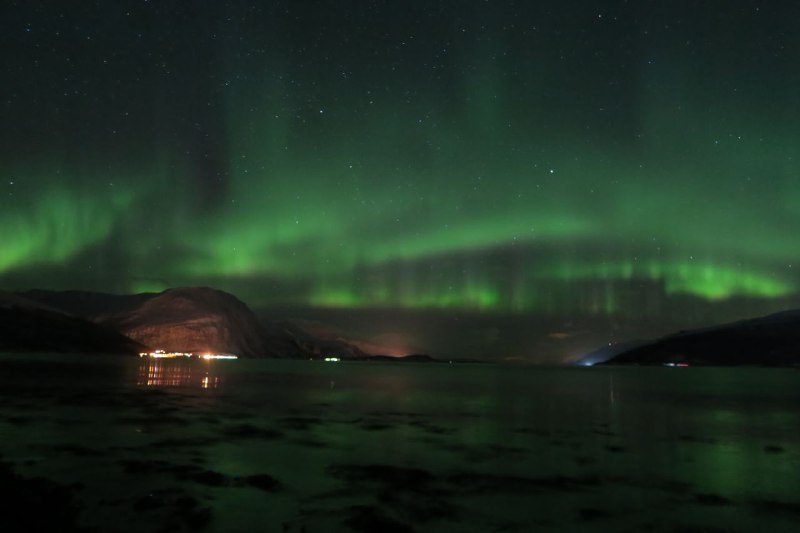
[{"xmin": 3, "ymin": 1, "xmax": 800, "ymax": 359}]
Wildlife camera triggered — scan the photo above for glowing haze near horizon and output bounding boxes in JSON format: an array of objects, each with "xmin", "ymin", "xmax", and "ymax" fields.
[{"xmin": 3, "ymin": 2, "xmax": 800, "ymax": 359}]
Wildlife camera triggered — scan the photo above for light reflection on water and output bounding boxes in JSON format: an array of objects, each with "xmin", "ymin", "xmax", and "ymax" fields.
[
  {"xmin": 136, "ymin": 357, "xmax": 222, "ymax": 389},
  {"xmin": 1, "ymin": 355, "xmax": 800, "ymax": 532}
]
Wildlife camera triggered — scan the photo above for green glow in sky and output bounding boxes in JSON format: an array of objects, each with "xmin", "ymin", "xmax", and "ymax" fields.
[
  {"xmin": 0, "ymin": 184, "xmax": 135, "ymax": 274},
  {"xmin": 3, "ymin": 1, "xmax": 800, "ymax": 329}
]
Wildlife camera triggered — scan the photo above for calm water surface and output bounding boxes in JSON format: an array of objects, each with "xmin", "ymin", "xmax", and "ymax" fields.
[{"xmin": 1, "ymin": 354, "xmax": 799, "ymax": 532}]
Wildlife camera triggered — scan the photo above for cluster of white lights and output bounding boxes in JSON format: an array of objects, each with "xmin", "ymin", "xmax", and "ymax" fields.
[{"xmin": 139, "ymin": 350, "xmax": 238, "ymax": 360}]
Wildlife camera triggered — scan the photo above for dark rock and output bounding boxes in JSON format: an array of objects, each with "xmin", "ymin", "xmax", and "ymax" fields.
[
  {"xmin": 328, "ymin": 464, "xmax": 435, "ymax": 493},
  {"xmin": 578, "ymin": 508, "xmax": 611, "ymax": 521},
  {"xmin": 189, "ymin": 470, "xmax": 228, "ymax": 487},
  {"xmin": 446, "ymin": 472, "xmax": 602, "ymax": 494},
  {"xmin": 52, "ymin": 444, "xmax": 104, "ymax": 457},
  {"xmin": 243, "ymin": 474, "xmax": 282, "ymax": 492},
  {"xmin": 361, "ymin": 421, "xmax": 394, "ymax": 431},
  {"xmin": 223, "ymin": 423, "xmax": 283, "ymax": 440},
  {"xmin": 133, "ymin": 494, "xmax": 165, "ymax": 511},
  {"xmin": 0, "ymin": 461, "xmax": 86, "ymax": 532},
  {"xmin": 753, "ymin": 499, "xmax": 800, "ymax": 516},
  {"xmin": 181, "ymin": 507, "xmax": 213, "ymax": 530},
  {"xmin": 693, "ymin": 493, "xmax": 732, "ymax": 506},
  {"xmin": 281, "ymin": 416, "xmax": 322, "ymax": 431},
  {"xmin": 118, "ymin": 459, "xmax": 231, "ymax": 486},
  {"xmin": 343, "ymin": 506, "xmax": 414, "ymax": 533}
]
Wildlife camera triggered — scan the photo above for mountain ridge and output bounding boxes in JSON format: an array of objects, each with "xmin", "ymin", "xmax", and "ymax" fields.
[
  {"xmin": 0, "ymin": 291, "xmax": 144, "ymax": 355},
  {"xmin": 602, "ymin": 309, "xmax": 800, "ymax": 367},
  {"xmin": 18, "ymin": 287, "xmax": 365, "ymax": 358}
]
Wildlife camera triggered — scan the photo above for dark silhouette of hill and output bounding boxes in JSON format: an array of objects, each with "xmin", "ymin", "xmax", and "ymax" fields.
[
  {"xmin": 0, "ymin": 291, "xmax": 143, "ymax": 354},
  {"xmin": 21, "ymin": 287, "xmax": 364, "ymax": 358},
  {"xmin": 97, "ymin": 287, "xmax": 270, "ymax": 356},
  {"xmin": 360, "ymin": 354, "xmax": 441, "ymax": 363},
  {"xmin": 604, "ymin": 310, "xmax": 800, "ymax": 367},
  {"xmin": 22, "ymin": 289, "xmax": 152, "ymax": 318},
  {"xmin": 278, "ymin": 320, "xmax": 367, "ymax": 359}
]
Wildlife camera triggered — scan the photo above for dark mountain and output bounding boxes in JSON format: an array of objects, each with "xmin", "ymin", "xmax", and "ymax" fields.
[
  {"xmin": 21, "ymin": 287, "xmax": 365, "ymax": 359},
  {"xmin": 360, "ymin": 354, "xmax": 441, "ymax": 363},
  {"xmin": 21, "ymin": 289, "xmax": 152, "ymax": 318},
  {"xmin": 604, "ymin": 310, "xmax": 800, "ymax": 367},
  {"xmin": 0, "ymin": 292, "xmax": 143, "ymax": 354},
  {"xmin": 97, "ymin": 287, "xmax": 270, "ymax": 357},
  {"xmin": 24, "ymin": 287, "xmax": 281, "ymax": 357},
  {"xmin": 278, "ymin": 320, "xmax": 367, "ymax": 359}
]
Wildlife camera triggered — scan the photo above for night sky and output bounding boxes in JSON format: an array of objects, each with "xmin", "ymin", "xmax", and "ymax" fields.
[{"xmin": 3, "ymin": 1, "xmax": 800, "ymax": 361}]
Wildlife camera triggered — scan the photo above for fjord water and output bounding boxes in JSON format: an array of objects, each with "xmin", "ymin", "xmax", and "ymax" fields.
[{"xmin": 1, "ymin": 354, "xmax": 799, "ymax": 532}]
